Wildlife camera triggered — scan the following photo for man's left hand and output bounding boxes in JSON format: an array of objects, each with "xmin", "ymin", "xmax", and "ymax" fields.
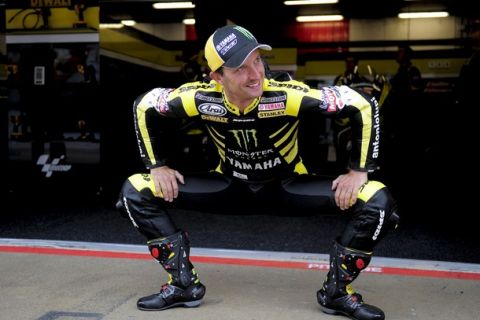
[{"xmin": 332, "ymin": 170, "xmax": 368, "ymax": 210}]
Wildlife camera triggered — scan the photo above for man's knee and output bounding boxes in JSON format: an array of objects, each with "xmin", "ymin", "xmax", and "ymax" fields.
[
  {"xmin": 117, "ymin": 173, "xmax": 177, "ymax": 238},
  {"xmin": 121, "ymin": 173, "xmax": 159, "ymax": 199},
  {"xmin": 340, "ymin": 181, "xmax": 399, "ymax": 250},
  {"xmin": 117, "ymin": 173, "xmax": 165, "ymax": 222},
  {"xmin": 359, "ymin": 181, "xmax": 399, "ymax": 239}
]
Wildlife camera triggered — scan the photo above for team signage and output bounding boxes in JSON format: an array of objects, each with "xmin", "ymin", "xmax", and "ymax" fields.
[{"xmin": 8, "ymin": 0, "xmax": 97, "ymax": 9}]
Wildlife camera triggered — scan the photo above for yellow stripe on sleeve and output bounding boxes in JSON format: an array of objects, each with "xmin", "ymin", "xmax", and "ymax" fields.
[{"xmin": 136, "ymin": 101, "xmax": 157, "ymax": 167}]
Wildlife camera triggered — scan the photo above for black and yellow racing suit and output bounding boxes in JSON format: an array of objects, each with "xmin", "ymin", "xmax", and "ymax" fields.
[
  {"xmin": 136, "ymin": 78, "xmax": 380, "ymax": 180},
  {"xmin": 118, "ymin": 78, "xmax": 397, "ymax": 253}
]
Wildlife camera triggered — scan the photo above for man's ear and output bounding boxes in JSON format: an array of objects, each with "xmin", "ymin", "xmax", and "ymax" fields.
[{"xmin": 210, "ymin": 71, "xmax": 222, "ymax": 84}]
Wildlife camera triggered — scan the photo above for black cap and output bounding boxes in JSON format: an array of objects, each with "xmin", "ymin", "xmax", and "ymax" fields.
[{"xmin": 204, "ymin": 25, "xmax": 272, "ymax": 72}]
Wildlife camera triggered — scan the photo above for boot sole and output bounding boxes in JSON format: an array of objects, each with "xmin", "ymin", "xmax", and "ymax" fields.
[
  {"xmin": 138, "ymin": 299, "xmax": 203, "ymax": 311},
  {"xmin": 320, "ymin": 306, "xmax": 356, "ymax": 319},
  {"xmin": 320, "ymin": 305, "xmax": 339, "ymax": 315}
]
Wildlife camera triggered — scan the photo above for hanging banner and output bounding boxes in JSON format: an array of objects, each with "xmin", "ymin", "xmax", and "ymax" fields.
[{"xmin": 7, "ymin": 0, "xmax": 98, "ymax": 9}]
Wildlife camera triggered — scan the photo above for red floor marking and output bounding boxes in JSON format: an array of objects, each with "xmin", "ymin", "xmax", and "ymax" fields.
[
  {"xmin": 1, "ymin": 245, "xmax": 479, "ymax": 281},
  {"xmin": 0, "ymin": 245, "xmax": 150, "ymax": 260}
]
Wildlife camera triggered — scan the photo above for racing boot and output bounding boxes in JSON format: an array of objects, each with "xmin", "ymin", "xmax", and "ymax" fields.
[
  {"xmin": 317, "ymin": 241, "xmax": 384, "ymax": 320},
  {"xmin": 137, "ymin": 230, "xmax": 206, "ymax": 311}
]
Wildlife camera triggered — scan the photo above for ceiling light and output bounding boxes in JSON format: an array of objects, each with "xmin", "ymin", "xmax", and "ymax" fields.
[
  {"xmin": 99, "ymin": 23, "xmax": 124, "ymax": 29},
  {"xmin": 121, "ymin": 20, "xmax": 136, "ymax": 26},
  {"xmin": 183, "ymin": 18, "xmax": 195, "ymax": 25},
  {"xmin": 152, "ymin": 2, "xmax": 195, "ymax": 9},
  {"xmin": 398, "ymin": 11, "xmax": 449, "ymax": 19},
  {"xmin": 296, "ymin": 15, "xmax": 344, "ymax": 22},
  {"xmin": 284, "ymin": 0, "xmax": 338, "ymax": 5}
]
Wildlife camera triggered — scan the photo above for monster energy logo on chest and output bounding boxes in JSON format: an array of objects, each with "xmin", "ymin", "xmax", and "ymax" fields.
[{"xmin": 229, "ymin": 129, "xmax": 258, "ymax": 151}]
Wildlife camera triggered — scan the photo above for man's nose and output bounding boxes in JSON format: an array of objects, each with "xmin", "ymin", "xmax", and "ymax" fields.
[{"xmin": 247, "ymin": 65, "xmax": 261, "ymax": 78}]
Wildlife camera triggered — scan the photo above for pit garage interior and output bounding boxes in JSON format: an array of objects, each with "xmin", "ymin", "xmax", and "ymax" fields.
[{"xmin": 1, "ymin": 1, "xmax": 479, "ymax": 319}]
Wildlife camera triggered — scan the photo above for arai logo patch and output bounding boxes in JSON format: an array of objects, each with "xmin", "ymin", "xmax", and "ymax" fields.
[{"xmin": 198, "ymin": 103, "xmax": 227, "ymax": 116}]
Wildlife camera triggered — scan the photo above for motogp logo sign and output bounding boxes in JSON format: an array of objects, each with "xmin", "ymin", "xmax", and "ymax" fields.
[{"xmin": 36, "ymin": 154, "xmax": 72, "ymax": 177}]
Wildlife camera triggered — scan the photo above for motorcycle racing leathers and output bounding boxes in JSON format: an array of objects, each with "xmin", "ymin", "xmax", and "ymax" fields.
[
  {"xmin": 135, "ymin": 78, "xmax": 380, "ymax": 180},
  {"xmin": 118, "ymin": 77, "xmax": 398, "ymax": 318}
]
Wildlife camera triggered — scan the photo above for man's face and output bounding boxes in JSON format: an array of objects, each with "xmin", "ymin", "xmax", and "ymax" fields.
[{"xmin": 214, "ymin": 50, "xmax": 266, "ymax": 107}]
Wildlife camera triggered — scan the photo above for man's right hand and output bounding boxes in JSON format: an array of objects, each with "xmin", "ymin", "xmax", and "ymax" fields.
[{"xmin": 150, "ymin": 166, "xmax": 184, "ymax": 202}]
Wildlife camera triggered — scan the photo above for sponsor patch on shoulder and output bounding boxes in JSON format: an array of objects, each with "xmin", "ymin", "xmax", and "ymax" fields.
[
  {"xmin": 151, "ymin": 88, "xmax": 173, "ymax": 113},
  {"xmin": 320, "ymin": 87, "xmax": 345, "ymax": 112}
]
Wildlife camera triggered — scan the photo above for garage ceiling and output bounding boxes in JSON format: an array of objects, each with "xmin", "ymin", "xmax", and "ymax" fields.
[{"xmin": 100, "ymin": 0, "xmax": 480, "ymax": 43}]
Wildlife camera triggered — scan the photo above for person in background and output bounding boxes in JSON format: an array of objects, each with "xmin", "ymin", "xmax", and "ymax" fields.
[
  {"xmin": 334, "ymin": 56, "xmax": 367, "ymax": 87},
  {"xmin": 383, "ymin": 45, "xmax": 423, "ymax": 135},
  {"xmin": 381, "ymin": 45, "xmax": 424, "ymax": 192},
  {"xmin": 390, "ymin": 45, "xmax": 423, "ymax": 94},
  {"xmin": 117, "ymin": 25, "xmax": 398, "ymax": 320}
]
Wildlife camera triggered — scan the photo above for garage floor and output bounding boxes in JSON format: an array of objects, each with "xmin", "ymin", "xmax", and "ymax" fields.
[{"xmin": 1, "ymin": 238, "xmax": 479, "ymax": 320}]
